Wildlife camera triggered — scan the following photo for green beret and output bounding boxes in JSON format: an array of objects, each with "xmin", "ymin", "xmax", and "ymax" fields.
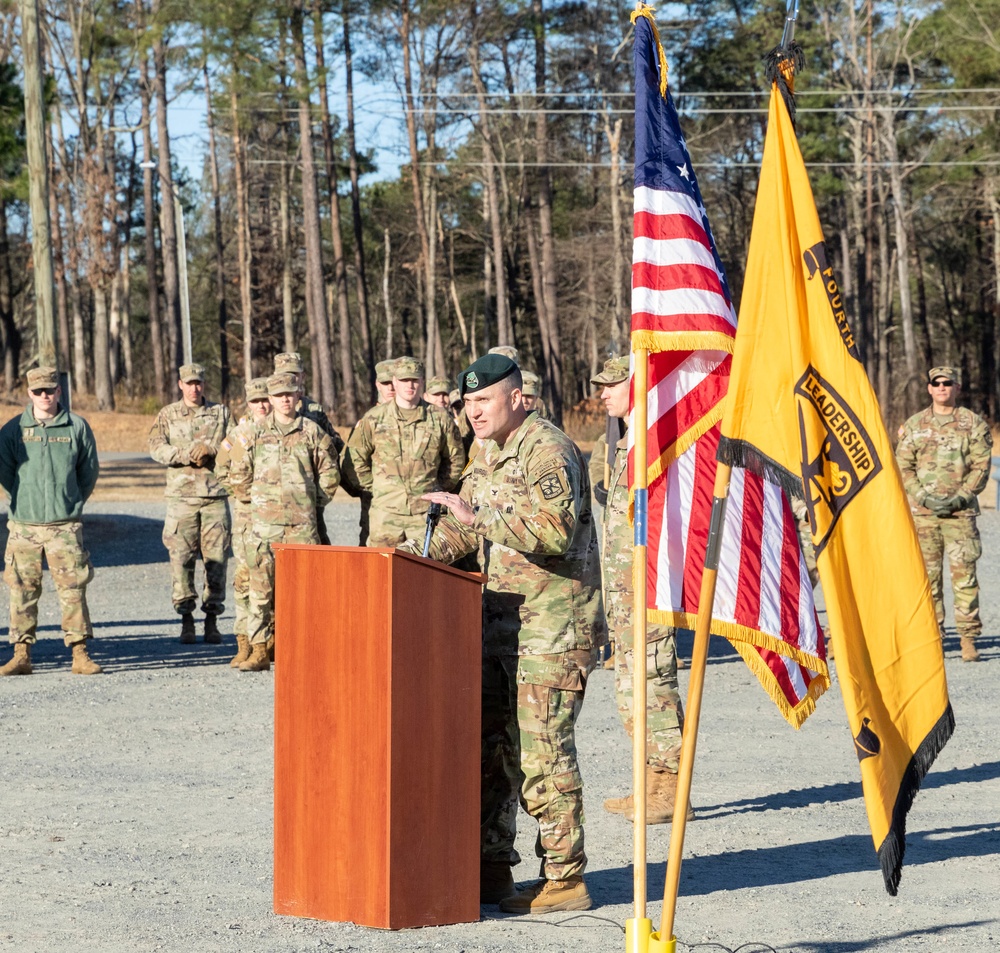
[
  {"xmin": 459, "ymin": 354, "xmax": 518, "ymax": 397},
  {"xmin": 591, "ymin": 356, "xmax": 630, "ymax": 386}
]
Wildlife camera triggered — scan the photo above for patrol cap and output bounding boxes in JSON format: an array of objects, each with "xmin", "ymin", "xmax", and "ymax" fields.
[
  {"xmin": 26, "ymin": 366, "xmax": 58, "ymax": 389},
  {"xmin": 425, "ymin": 376, "xmax": 450, "ymax": 395},
  {"xmin": 459, "ymin": 354, "xmax": 519, "ymax": 398},
  {"xmin": 591, "ymin": 356, "xmax": 630, "ymax": 386},
  {"xmin": 449, "ymin": 388, "xmax": 461, "ymax": 406},
  {"xmin": 488, "ymin": 345, "xmax": 520, "ymax": 365},
  {"xmin": 274, "ymin": 351, "xmax": 304, "ymax": 374},
  {"xmin": 179, "ymin": 363, "xmax": 205, "ymax": 383},
  {"xmin": 245, "ymin": 377, "xmax": 269, "ymax": 401},
  {"xmin": 394, "ymin": 356, "xmax": 425, "ymax": 379},
  {"xmin": 520, "ymin": 370, "xmax": 540, "ymax": 397},
  {"xmin": 375, "ymin": 359, "xmax": 397, "ymax": 384},
  {"xmin": 267, "ymin": 372, "xmax": 299, "ymax": 396},
  {"xmin": 928, "ymin": 365, "xmax": 959, "ymax": 384}
]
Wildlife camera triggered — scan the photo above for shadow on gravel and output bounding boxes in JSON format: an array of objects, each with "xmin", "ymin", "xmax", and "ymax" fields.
[
  {"xmin": 790, "ymin": 921, "xmax": 998, "ymax": 952},
  {"xmin": 592, "ymin": 825, "xmax": 1000, "ymax": 902},
  {"xmin": 674, "ymin": 629, "xmax": 743, "ymax": 665}
]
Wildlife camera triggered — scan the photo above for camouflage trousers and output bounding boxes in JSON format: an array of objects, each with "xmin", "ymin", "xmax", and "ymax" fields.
[
  {"xmin": 481, "ymin": 649, "xmax": 596, "ymax": 881},
  {"xmin": 3, "ymin": 519, "xmax": 94, "ymax": 645},
  {"xmin": 230, "ymin": 502, "xmax": 252, "ymax": 639},
  {"xmin": 913, "ymin": 513, "xmax": 982, "ymax": 639},
  {"xmin": 162, "ymin": 497, "xmax": 231, "ymax": 616},
  {"xmin": 246, "ymin": 522, "xmax": 319, "ymax": 645},
  {"xmin": 607, "ymin": 589, "xmax": 684, "ymax": 772},
  {"xmin": 797, "ymin": 519, "xmax": 820, "ymax": 589},
  {"xmin": 367, "ymin": 509, "xmax": 426, "ymax": 548}
]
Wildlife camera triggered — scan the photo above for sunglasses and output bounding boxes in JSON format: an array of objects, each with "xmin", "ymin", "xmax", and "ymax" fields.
[
  {"xmin": 930, "ymin": 379, "xmax": 955, "ymax": 387},
  {"xmin": 29, "ymin": 388, "xmax": 56, "ymax": 396}
]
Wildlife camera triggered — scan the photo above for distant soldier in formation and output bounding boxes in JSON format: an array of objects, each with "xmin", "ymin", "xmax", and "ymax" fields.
[
  {"xmin": 342, "ymin": 357, "xmax": 465, "ymax": 548},
  {"xmin": 149, "ymin": 363, "xmax": 231, "ymax": 644},
  {"xmin": 520, "ymin": 370, "xmax": 552, "ymax": 422},
  {"xmin": 0, "ymin": 367, "xmax": 102, "ymax": 676},
  {"xmin": 374, "ymin": 359, "xmax": 397, "ymax": 404},
  {"xmin": 896, "ymin": 365, "xmax": 993, "ymax": 662},
  {"xmin": 415, "ymin": 354, "xmax": 606, "ymax": 915},
  {"xmin": 589, "ymin": 356, "xmax": 690, "ymax": 824},
  {"xmin": 450, "ymin": 387, "xmax": 475, "ymax": 455},
  {"xmin": 227, "ymin": 373, "xmax": 340, "ymax": 672},
  {"xmin": 215, "ymin": 378, "xmax": 271, "ymax": 668},
  {"xmin": 423, "ymin": 376, "xmax": 452, "ymax": 410}
]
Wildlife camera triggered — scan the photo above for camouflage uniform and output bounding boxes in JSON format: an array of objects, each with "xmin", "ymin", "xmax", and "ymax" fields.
[
  {"xmin": 595, "ymin": 429, "xmax": 684, "ymax": 773},
  {"xmin": 896, "ymin": 405, "xmax": 992, "ymax": 640},
  {"xmin": 342, "ymin": 401, "xmax": 465, "ymax": 547},
  {"xmin": 148, "ymin": 398, "xmax": 231, "ymax": 615},
  {"xmin": 421, "ymin": 414, "xmax": 606, "ymax": 882},
  {"xmin": 229, "ymin": 414, "xmax": 340, "ymax": 646}
]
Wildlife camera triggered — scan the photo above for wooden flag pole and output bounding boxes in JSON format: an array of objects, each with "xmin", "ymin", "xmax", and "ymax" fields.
[
  {"xmin": 653, "ymin": 460, "xmax": 733, "ymax": 951},
  {"xmin": 626, "ymin": 347, "xmax": 652, "ymax": 953}
]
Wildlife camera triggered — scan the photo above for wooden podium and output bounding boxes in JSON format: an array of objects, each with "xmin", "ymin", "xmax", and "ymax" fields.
[{"xmin": 272, "ymin": 545, "xmax": 483, "ymax": 929}]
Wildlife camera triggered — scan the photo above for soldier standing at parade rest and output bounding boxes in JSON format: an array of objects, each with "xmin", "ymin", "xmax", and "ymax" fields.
[
  {"xmin": 342, "ymin": 356, "xmax": 465, "ymax": 548},
  {"xmin": 215, "ymin": 378, "xmax": 271, "ymax": 668},
  {"xmin": 896, "ymin": 365, "xmax": 993, "ymax": 662},
  {"xmin": 227, "ymin": 373, "xmax": 340, "ymax": 672},
  {"xmin": 0, "ymin": 367, "xmax": 102, "ymax": 676},
  {"xmin": 148, "ymin": 363, "xmax": 231, "ymax": 644},
  {"xmin": 412, "ymin": 354, "xmax": 606, "ymax": 915},
  {"xmin": 589, "ymin": 357, "xmax": 692, "ymax": 824}
]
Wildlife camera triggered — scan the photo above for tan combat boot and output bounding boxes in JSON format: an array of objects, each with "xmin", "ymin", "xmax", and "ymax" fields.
[
  {"xmin": 203, "ymin": 614, "xmax": 222, "ymax": 644},
  {"xmin": 238, "ymin": 643, "xmax": 271, "ymax": 672},
  {"xmin": 179, "ymin": 613, "xmax": 196, "ymax": 644},
  {"xmin": 624, "ymin": 770, "xmax": 696, "ymax": 825},
  {"xmin": 0, "ymin": 642, "xmax": 32, "ymax": 676},
  {"xmin": 230, "ymin": 634, "xmax": 251, "ymax": 668},
  {"xmin": 480, "ymin": 860, "xmax": 516, "ymax": 904},
  {"xmin": 266, "ymin": 635, "xmax": 275, "ymax": 663},
  {"xmin": 960, "ymin": 637, "xmax": 980, "ymax": 662},
  {"xmin": 71, "ymin": 642, "xmax": 103, "ymax": 675},
  {"xmin": 603, "ymin": 791, "xmax": 633, "ymax": 815},
  {"xmin": 498, "ymin": 876, "xmax": 592, "ymax": 914}
]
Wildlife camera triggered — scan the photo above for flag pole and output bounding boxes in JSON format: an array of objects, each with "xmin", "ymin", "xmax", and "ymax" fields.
[{"xmin": 653, "ymin": 460, "xmax": 733, "ymax": 950}]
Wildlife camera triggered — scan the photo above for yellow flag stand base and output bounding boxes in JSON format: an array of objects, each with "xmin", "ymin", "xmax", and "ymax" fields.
[{"xmin": 626, "ymin": 918, "xmax": 676, "ymax": 953}]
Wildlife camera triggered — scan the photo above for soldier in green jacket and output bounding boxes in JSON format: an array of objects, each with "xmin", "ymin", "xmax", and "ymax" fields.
[
  {"xmin": 342, "ymin": 356, "xmax": 465, "ymax": 547},
  {"xmin": 227, "ymin": 373, "xmax": 341, "ymax": 672},
  {"xmin": 148, "ymin": 363, "xmax": 231, "ymax": 644},
  {"xmin": 0, "ymin": 367, "xmax": 101, "ymax": 676},
  {"xmin": 896, "ymin": 365, "xmax": 993, "ymax": 661},
  {"xmin": 414, "ymin": 354, "xmax": 606, "ymax": 916}
]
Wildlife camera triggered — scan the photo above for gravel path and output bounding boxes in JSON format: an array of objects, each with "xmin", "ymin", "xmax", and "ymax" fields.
[{"xmin": 1, "ymin": 500, "xmax": 998, "ymax": 952}]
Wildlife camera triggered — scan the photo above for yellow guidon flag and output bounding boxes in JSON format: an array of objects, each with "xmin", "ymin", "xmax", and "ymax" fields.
[{"xmin": 718, "ymin": 50, "xmax": 954, "ymax": 896}]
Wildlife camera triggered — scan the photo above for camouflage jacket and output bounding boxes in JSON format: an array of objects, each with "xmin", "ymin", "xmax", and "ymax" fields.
[
  {"xmin": 216, "ymin": 413, "xmax": 260, "ymax": 508},
  {"xmin": 896, "ymin": 406, "xmax": 993, "ymax": 515},
  {"xmin": 148, "ymin": 399, "xmax": 230, "ymax": 498},
  {"xmin": 599, "ymin": 430, "xmax": 632, "ymax": 594},
  {"xmin": 342, "ymin": 400, "xmax": 465, "ymax": 516},
  {"xmin": 298, "ymin": 393, "xmax": 345, "ymax": 455},
  {"xmin": 227, "ymin": 415, "xmax": 340, "ymax": 529},
  {"xmin": 422, "ymin": 414, "xmax": 606, "ymax": 657}
]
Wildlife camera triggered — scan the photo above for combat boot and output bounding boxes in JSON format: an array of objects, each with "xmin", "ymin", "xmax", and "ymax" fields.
[
  {"xmin": 238, "ymin": 643, "xmax": 271, "ymax": 672},
  {"xmin": 498, "ymin": 876, "xmax": 591, "ymax": 914},
  {"xmin": 266, "ymin": 635, "xmax": 275, "ymax": 663},
  {"xmin": 71, "ymin": 642, "xmax": 103, "ymax": 675},
  {"xmin": 603, "ymin": 791, "xmax": 633, "ymax": 815},
  {"xmin": 179, "ymin": 613, "xmax": 196, "ymax": 644},
  {"xmin": 0, "ymin": 643, "xmax": 32, "ymax": 676},
  {"xmin": 203, "ymin": 614, "xmax": 222, "ymax": 644},
  {"xmin": 960, "ymin": 637, "xmax": 980, "ymax": 662},
  {"xmin": 624, "ymin": 770, "xmax": 696, "ymax": 825},
  {"xmin": 230, "ymin": 634, "xmax": 251, "ymax": 668},
  {"xmin": 480, "ymin": 861, "xmax": 516, "ymax": 904}
]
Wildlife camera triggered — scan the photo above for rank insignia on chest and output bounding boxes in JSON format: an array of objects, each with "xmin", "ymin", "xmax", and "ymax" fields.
[{"xmin": 537, "ymin": 470, "xmax": 567, "ymax": 500}]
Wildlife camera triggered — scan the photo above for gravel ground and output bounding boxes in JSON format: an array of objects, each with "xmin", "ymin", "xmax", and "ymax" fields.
[{"xmin": 1, "ymin": 499, "xmax": 998, "ymax": 953}]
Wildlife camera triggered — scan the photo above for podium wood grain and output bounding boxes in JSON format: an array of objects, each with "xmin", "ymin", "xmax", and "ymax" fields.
[{"xmin": 272, "ymin": 546, "xmax": 482, "ymax": 928}]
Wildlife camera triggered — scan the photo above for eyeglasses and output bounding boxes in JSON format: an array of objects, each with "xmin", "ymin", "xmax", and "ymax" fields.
[
  {"xmin": 931, "ymin": 379, "xmax": 955, "ymax": 388},
  {"xmin": 29, "ymin": 388, "xmax": 56, "ymax": 396}
]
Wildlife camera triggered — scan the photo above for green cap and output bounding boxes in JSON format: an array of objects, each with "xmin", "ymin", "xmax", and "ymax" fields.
[
  {"xmin": 267, "ymin": 372, "xmax": 299, "ymax": 396},
  {"xmin": 591, "ymin": 356, "xmax": 629, "ymax": 386},
  {"xmin": 375, "ymin": 359, "xmax": 397, "ymax": 384},
  {"xmin": 245, "ymin": 377, "xmax": 269, "ymax": 400},
  {"xmin": 179, "ymin": 363, "xmax": 205, "ymax": 383},
  {"xmin": 274, "ymin": 352, "xmax": 304, "ymax": 374},
  {"xmin": 459, "ymin": 354, "xmax": 518, "ymax": 397},
  {"xmin": 394, "ymin": 356, "xmax": 425, "ymax": 379}
]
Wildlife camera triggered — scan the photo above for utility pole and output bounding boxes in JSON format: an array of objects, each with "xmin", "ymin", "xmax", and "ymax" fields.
[{"xmin": 20, "ymin": 0, "xmax": 59, "ymax": 370}]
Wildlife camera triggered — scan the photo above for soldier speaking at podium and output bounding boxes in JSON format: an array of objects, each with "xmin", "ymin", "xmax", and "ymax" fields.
[{"xmin": 409, "ymin": 354, "xmax": 606, "ymax": 915}]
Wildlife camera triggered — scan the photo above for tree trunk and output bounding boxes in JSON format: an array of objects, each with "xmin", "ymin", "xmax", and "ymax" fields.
[
  {"xmin": 140, "ymin": 52, "xmax": 166, "ymax": 399},
  {"xmin": 279, "ymin": 148, "xmax": 295, "ymax": 354},
  {"xmin": 604, "ymin": 115, "xmax": 624, "ymax": 354},
  {"xmin": 229, "ymin": 81, "xmax": 254, "ymax": 384},
  {"xmin": 0, "ymin": 197, "xmax": 20, "ymax": 392},
  {"xmin": 92, "ymin": 285, "xmax": 114, "ymax": 410},
  {"xmin": 203, "ymin": 58, "xmax": 229, "ymax": 399},
  {"xmin": 290, "ymin": 0, "xmax": 336, "ymax": 409},
  {"xmin": 311, "ymin": 0, "xmax": 355, "ymax": 418},
  {"xmin": 989, "ymin": 178, "xmax": 1000, "ymax": 417},
  {"xmin": 383, "ymin": 226, "xmax": 393, "ymax": 359},
  {"xmin": 121, "ymin": 236, "xmax": 134, "ymax": 395},
  {"xmin": 109, "ymin": 272, "xmax": 121, "ymax": 383},
  {"xmin": 46, "ymin": 118, "xmax": 71, "ymax": 373}
]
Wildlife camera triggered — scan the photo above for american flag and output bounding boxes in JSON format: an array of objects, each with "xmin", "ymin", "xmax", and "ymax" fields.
[{"xmin": 628, "ymin": 10, "xmax": 828, "ymax": 726}]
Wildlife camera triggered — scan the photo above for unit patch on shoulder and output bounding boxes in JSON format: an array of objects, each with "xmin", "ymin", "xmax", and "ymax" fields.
[{"xmin": 536, "ymin": 468, "xmax": 567, "ymax": 500}]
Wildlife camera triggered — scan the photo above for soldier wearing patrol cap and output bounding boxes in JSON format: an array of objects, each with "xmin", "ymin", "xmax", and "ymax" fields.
[
  {"xmin": 149, "ymin": 362, "xmax": 231, "ymax": 644},
  {"xmin": 896, "ymin": 365, "xmax": 993, "ymax": 661},
  {"xmin": 589, "ymin": 356, "xmax": 691, "ymax": 824},
  {"xmin": 423, "ymin": 376, "xmax": 452, "ymax": 410},
  {"xmin": 411, "ymin": 353, "xmax": 606, "ymax": 915},
  {"xmin": 374, "ymin": 359, "xmax": 397, "ymax": 404},
  {"xmin": 519, "ymin": 370, "xmax": 552, "ymax": 422},
  {"xmin": 342, "ymin": 356, "xmax": 465, "ymax": 548},
  {"xmin": 0, "ymin": 367, "xmax": 102, "ymax": 676}
]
